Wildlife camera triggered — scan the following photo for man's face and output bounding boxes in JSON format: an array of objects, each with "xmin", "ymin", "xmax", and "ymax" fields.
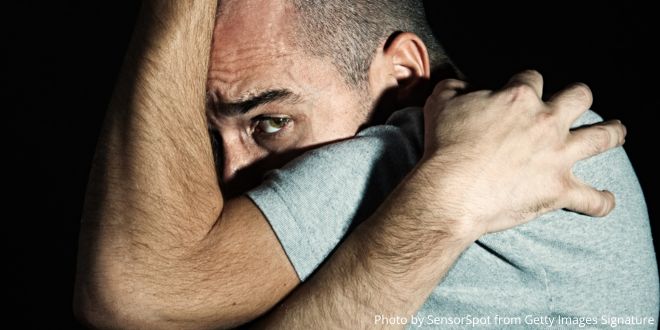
[{"xmin": 207, "ymin": 0, "xmax": 373, "ymax": 192}]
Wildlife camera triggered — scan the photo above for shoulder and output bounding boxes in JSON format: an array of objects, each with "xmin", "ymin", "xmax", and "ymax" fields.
[{"xmin": 477, "ymin": 109, "xmax": 658, "ymax": 315}]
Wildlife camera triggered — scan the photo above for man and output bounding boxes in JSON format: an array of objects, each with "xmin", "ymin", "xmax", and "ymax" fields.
[{"xmin": 74, "ymin": 1, "xmax": 658, "ymax": 329}]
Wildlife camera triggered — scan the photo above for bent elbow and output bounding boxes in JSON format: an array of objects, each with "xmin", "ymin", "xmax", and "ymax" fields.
[
  {"xmin": 73, "ymin": 267, "xmax": 165, "ymax": 329},
  {"xmin": 73, "ymin": 279, "xmax": 142, "ymax": 329},
  {"xmin": 73, "ymin": 283, "xmax": 119, "ymax": 329},
  {"xmin": 72, "ymin": 269, "xmax": 243, "ymax": 330}
]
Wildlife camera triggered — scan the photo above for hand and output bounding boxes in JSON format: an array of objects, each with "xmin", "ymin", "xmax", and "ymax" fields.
[{"xmin": 421, "ymin": 70, "xmax": 626, "ymax": 238}]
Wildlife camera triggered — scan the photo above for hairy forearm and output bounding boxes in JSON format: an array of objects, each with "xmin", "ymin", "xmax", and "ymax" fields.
[
  {"xmin": 255, "ymin": 161, "xmax": 476, "ymax": 329},
  {"xmin": 75, "ymin": 1, "xmax": 221, "ymax": 327},
  {"xmin": 85, "ymin": 1, "xmax": 220, "ymax": 237}
]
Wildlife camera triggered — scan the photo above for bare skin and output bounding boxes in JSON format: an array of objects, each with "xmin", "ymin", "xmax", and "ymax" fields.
[{"xmin": 73, "ymin": 1, "xmax": 625, "ymax": 329}]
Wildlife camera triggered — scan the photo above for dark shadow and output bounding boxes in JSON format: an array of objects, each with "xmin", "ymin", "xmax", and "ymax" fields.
[{"xmin": 210, "ymin": 129, "xmax": 352, "ymax": 198}]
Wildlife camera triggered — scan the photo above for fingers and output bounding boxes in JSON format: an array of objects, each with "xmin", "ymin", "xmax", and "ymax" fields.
[
  {"xmin": 567, "ymin": 120, "xmax": 627, "ymax": 160},
  {"xmin": 430, "ymin": 79, "xmax": 468, "ymax": 101},
  {"xmin": 562, "ymin": 177, "xmax": 616, "ymax": 217},
  {"xmin": 547, "ymin": 82, "xmax": 593, "ymax": 127},
  {"xmin": 504, "ymin": 70, "xmax": 544, "ymax": 99}
]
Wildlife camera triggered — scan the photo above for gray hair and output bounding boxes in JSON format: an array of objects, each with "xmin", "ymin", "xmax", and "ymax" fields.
[{"xmin": 290, "ymin": 0, "xmax": 459, "ymax": 87}]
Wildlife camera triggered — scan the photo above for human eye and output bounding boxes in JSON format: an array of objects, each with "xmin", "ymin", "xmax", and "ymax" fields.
[{"xmin": 253, "ymin": 115, "xmax": 292, "ymax": 135}]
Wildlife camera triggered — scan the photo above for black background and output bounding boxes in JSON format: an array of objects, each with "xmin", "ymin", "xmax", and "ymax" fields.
[{"xmin": 5, "ymin": 2, "xmax": 658, "ymax": 328}]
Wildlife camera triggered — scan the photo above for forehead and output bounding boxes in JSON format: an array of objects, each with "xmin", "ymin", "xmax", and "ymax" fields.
[
  {"xmin": 215, "ymin": 0, "xmax": 295, "ymax": 48},
  {"xmin": 209, "ymin": 0, "xmax": 304, "ymax": 101}
]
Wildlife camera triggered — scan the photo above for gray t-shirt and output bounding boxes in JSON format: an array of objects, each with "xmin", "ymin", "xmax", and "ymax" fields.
[{"xmin": 247, "ymin": 107, "xmax": 659, "ymax": 329}]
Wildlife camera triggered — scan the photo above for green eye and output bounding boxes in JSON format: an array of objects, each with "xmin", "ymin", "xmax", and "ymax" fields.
[{"xmin": 256, "ymin": 117, "xmax": 291, "ymax": 134}]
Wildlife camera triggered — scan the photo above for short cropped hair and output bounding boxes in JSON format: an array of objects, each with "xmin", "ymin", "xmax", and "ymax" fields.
[{"xmin": 290, "ymin": 0, "xmax": 458, "ymax": 86}]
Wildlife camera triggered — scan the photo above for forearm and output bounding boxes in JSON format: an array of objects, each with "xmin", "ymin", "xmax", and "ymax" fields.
[
  {"xmin": 85, "ymin": 1, "xmax": 220, "ymax": 238},
  {"xmin": 75, "ymin": 1, "xmax": 221, "ymax": 327},
  {"xmin": 255, "ymin": 161, "xmax": 476, "ymax": 329}
]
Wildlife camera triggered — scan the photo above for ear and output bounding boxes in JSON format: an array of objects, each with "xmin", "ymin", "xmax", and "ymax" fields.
[{"xmin": 383, "ymin": 32, "xmax": 431, "ymax": 102}]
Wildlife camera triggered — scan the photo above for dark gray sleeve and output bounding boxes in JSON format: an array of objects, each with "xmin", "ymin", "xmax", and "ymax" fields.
[{"xmin": 246, "ymin": 108, "xmax": 424, "ymax": 280}]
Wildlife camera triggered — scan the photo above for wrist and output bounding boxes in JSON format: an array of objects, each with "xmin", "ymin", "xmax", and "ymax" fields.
[
  {"xmin": 351, "ymin": 184, "xmax": 476, "ymax": 315},
  {"xmin": 410, "ymin": 159, "xmax": 485, "ymax": 242},
  {"xmin": 358, "ymin": 162, "xmax": 479, "ymax": 272}
]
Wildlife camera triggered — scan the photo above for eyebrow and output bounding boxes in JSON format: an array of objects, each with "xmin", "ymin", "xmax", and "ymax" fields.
[{"xmin": 209, "ymin": 89, "xmax": 298, "ymax": 116}]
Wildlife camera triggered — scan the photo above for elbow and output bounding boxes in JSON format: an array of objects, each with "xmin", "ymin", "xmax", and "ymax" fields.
[
  {"xmin": 73, "ymin": 230, "xmax": 180, "ymax": 328},
  {"xmin": 73, "ymin": 279, "xmax": 142, "ymax": 329},
  {"xmin": 73, "ymin": 283, "xmax": 178, "ymax": 329},
  {"xmin": 73, "ymin": 246, "xmax": 122, "ymax": 328},
  {"xmin": 73, "ymin": 268, "xmax": 165, "ymax": 329},
  {"xmin": 72, "ymin": 266, "xmax": 241, "ymax": 330},
  {"xmin": 73, "ymin": 227, "xmax": 267, "ymax": 329},
  {"xmin": 73, "ymin": 282, "xmax": 120, "ymax": 329},
  {"xmin": 73, "ymin": 288, "xmax": 116, "ymax": 329},
  {"xmin": 74, "ymin": 286, "xmax": 247, "ymax": 330}
]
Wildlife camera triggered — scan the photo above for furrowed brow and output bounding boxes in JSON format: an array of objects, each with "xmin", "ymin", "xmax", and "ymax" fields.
[{"xmin": 209, "ymin": 89, "xmax": 297, "ymax": 116}]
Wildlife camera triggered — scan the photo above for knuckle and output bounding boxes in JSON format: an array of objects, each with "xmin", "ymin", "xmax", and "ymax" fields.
[
  {"xmin": 590, "ymin": 197, "xmax": 606, "ymax": 216},
  {"xmin": 475, "ymin": 89, "xmax": 491, "ymax": 96},
  {"xmin": 558, "ymin": 177, "xmax": 573, "ymax": 196},
  {"xmin": 584, "ymin": 197, "xmax": 597, "ymax": 215},
  {"xmin": 611, "ymin": 121, "xmax": 626, "ymax": 144},
  {"xmin": 592, "ymin": 125, "xmax": 613, "ymax": 149},
  {"xmin": 594, "ymin": 192, "xmax": 613, "ymax": 216},
  {"xmin": 432, "ymin": 80, "xmax": 449, "ymax": 94},
  {"xmin": 535, "ymin": 111, "xmax": 557, "ymax": 130},
  {"xmin": 574, "ymin": 188, "xmax": 604, "ymax": 216},
  {"xmin": 607, "ymin": 192, "xmax": 616, "ymax": 213},
  {"xmin": 433, "ymin": 79, "xmax": 462, "ymax": 94},
  {"xmin": 522, "ymin": 69, "xmax": 542, "ymax": 79},
  {"xmin": 580, "ymin": 126, "xmax": 612, "ymax": 155},
  {"xmin": 474, "ymin": 89, "xmax": 493, "ymax": 99},
  {"xmin": 505, "ymin": 83, "xmax": 536, "ymax": 103},
  {"xmin": 620, "ymin": 121, "xmax": 627, "ymax": 137},
  {"xmin": 569, "ymin": 82, "xmax": 593, "ymax": 105},
  {"xmin": 555, "ymin": 173, "xmax": 575, "ymax": 198},
  {"xmin": 432, "ymin": 81, "xmax": 448, "ymax": 95}
]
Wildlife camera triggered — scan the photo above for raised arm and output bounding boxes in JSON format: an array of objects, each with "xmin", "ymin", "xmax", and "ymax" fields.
[
  {"xmin": 73, "ymin": 2, "xmax": 298, "ymax": 329},
  {"xmin": 72, "ymin": 1, "xmax": 626, "ymax": 328}
]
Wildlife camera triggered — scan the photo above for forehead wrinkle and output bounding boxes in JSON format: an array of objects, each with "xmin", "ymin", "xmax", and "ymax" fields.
[
  {"xmin": 212, "ymin": 44, "xmax": 293, "ymax": 61},
  {"xmin": 208, "ymin": 0, "xmax": 305, "ymax": 99},
  {"xmin": 208, "ymin": 88, "xmax": 302, "ymax": 117},
  {"xmin": 206, "ymin": 47, "xmax": 303, "ymax": 104}
]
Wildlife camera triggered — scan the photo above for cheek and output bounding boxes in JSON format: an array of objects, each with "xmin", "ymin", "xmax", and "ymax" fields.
[{"xmin": 305, "ymin": 99, "xmax": 368, "ymax": 144}]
